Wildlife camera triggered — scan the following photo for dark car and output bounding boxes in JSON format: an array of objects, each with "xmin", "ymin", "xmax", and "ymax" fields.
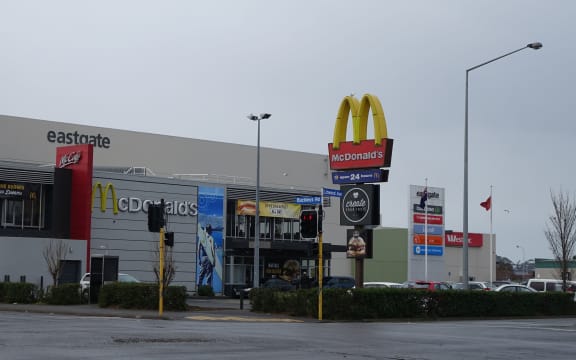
[
  {"xmin": 240, "ymin": 278, "xmax": 295, "ymax": 295},
  {"xmin": 323, "ymin": 276, "xmax": 356, "ymax": 289}
]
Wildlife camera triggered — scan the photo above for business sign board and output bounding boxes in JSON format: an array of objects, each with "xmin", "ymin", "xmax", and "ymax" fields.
[
  {"xmin": 328, "ymin": 94, "xmax": 393, "ymax": 171},
  {"xmin": 445, "ymin": 232, "xmax": 483, "ymax": 247},
  {"xmin": 331, "ymin": 168, "xmax": 389, "ymax": 184},
  {"xmin": 408, "ymin": 185, "xmax": 446, "ymax": 281},
  {"xmin": 340, "ymin": 184, "xmax": 380, "ymax": 226}
]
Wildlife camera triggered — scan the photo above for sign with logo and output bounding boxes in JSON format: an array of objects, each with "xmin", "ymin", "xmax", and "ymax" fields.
[
  {"xmin": 413, "ymin": 224, "xmax": 443, "ymax": 236},
  {"xmin": 445, "ymin": 232, "xmax": 483, "ymax": 247},
  {"xmin": 56, "ymin": 144, "xmax": 94, "ymax": 242},
  {"xmin": 413, "ymin": 234, "xmax": 443, "ymax": 246},
  {"xmin": 413, "ymin": 245, "xmax": 444, "ymax": 256},
  {"xmin": 332, "ymin": 168, "xmax": 389, "ymax": 184},
  {"xmin": 413, "ymin": 214, "xmax": 443, "ymax": 225},
  {"xmin": 92, "ymin": 182, "xmax": 119, "ymax": 214},
  {"xmin": 328, "ymin": 94, "xmax": 394, "ymax": 170},
  {"xmin": 340, "ymin": 184, "xmax": 380, "ymax": 226},
  {"xmin": 0, "ymin": 182, "xmax": 40, "ymax": 200},
  {"xmin": 236, "ymin": 200, "xmax": 300, "ymax": 219}
]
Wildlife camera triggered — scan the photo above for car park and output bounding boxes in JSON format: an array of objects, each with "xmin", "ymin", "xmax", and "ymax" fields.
[
  {"xmin": 363, "ymin": 282, "xmax": 403, "ymax": 288},
  {"xmin": 494, "ymin": 284, "xmax": 537, "ymax": 293}
]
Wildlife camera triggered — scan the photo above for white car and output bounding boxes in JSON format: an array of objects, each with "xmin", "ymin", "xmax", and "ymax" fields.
[
  {"xmin": 363, "ymin": 282, "xmax": 403, "ymax": 288},
  {"xmin": 80, "ymin": 273, "xmax": 140, "ymax": 292},
  {"xmin": 494, "ymin": 284, "xmax": 537, "ymax": 293}
]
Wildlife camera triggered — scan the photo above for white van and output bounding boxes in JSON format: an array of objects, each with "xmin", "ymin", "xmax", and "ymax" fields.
[{"xmin": 526, "ymin": 278, "xmax": 575, "ymax": 292}]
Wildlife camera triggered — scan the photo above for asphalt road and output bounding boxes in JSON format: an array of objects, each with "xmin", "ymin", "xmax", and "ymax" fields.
[{"xmin": 1, "ymin": 310, "xmax": 575, "ymax": 359}]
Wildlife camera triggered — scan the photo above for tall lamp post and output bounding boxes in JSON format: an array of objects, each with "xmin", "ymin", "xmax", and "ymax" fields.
[
  {"xmin": 463, "ymin": 42, "xmax": 542, "ymax": 288},
  {"xmin": 516, "ymin": 244, "xmax": 526, "ymax": 282},
  {"xmin": 248, "ymin": 113, "xmax": 272, "ymax": 289}
]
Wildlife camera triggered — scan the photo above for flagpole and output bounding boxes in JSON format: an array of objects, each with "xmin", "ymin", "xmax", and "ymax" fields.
[
  {"xmin": 425, "ymin": 178, "xmax": 428, "ymax": 282},
  {"xmin": 489, "ymin": 185, "xmax": 493, "ymax": 283}
]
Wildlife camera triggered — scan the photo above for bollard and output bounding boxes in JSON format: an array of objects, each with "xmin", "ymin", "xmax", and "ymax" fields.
[{"xmin": 239, "ymin": 290, "xmax": 244, "ymax": 310}]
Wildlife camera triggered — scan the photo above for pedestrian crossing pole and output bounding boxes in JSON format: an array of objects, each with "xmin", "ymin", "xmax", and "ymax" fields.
[{"xmin": 318, "ymin": 202, "xmax": 323, "ymax": 321}]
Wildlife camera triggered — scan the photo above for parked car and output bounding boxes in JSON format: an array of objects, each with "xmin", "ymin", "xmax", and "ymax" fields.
[
  {"xmin": 401, "ymin": 280, "xmax": 452, "ymax": 291},
  {"xmin": 451, "ymin": 281, "xmax": 493, "ymax": 291},
  {"xmin": 363, "ymin": 282, "xmax": 403, "ymax": 288},
  {"xmin": 494, "ymin": 284, "xmax": 537, "ymax": 293},
  {"xmin": 526, "ymin": 278, "xmax": 576, "ymax": 292},
  {"xmin": 240, "ymin": 278, "xmax": 295, "ymax": 295},
  {"xmin": 80, "ymin": 272, "xmax": 140, "ymax": 293},
  {"xmin": 323, "ymin": 276, "xmax": 356, "ymax": 289}
]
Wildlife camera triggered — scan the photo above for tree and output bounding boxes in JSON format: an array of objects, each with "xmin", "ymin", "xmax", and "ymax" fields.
[
  {"xmin": 544, "ymin": 189, "xmax": 576, "ymax": 291},
  {"xmin": 42, "ymin": 239, "xmax": 68, "ymax": 287},
  {"xmin": 152, "ymin": 240, "xmax": 176, "ymax": 291}
]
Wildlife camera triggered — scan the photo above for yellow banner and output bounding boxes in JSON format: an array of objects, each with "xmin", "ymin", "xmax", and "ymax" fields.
[{"xmin": 236, "ymin": 200, "xmax": 301, "ymax": 219}]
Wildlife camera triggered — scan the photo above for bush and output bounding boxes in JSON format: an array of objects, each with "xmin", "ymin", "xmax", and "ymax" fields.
[
  {"xmin": 98, "ymin": 283, "xmax": 187, "ymax": 311},
  {"xmin": 0, "ymin": 282, "xmax": 37, "ymax": 304},
  {"xmin": 45, "ymin": 283, "xmax": 82, "ymax": 305},
  {"xmin": 197, "ymin": 285, "xmax": 215, "ymax": 297}
]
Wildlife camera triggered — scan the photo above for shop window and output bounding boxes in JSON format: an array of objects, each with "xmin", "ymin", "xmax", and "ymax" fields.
[{"xmin": 1, "ymin": 185, "xmax": 45, "ymax": 229}]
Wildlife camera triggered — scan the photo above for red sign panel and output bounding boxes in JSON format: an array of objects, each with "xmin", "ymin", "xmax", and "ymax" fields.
[
  {"xmin": 55, "ymin": 144, "xmax": 94, "ymax": 243},
  {"xmin": 413, "ymin": 214, "xmax": 443, "ymax": 225},
  {"xmin": 445, "ymin": 232, "xmax": 483, "ymax": 247},
  {"xmin": 413, "ymin": 234, "xmax": 443, "ymax": 246},
  {"xmin": 328, "ymin": 138, "xmax": 393, "ymax": 170}
]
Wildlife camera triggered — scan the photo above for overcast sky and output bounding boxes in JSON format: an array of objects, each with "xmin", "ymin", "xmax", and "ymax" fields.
[{"xmin": 2, "ymin": 1, "xmax": 574, "ymax": 264}]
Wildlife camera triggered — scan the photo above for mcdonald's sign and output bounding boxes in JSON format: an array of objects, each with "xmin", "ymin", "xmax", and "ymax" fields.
[
  {"xmin": 328, "ymin": 94, "xmax": 394, "ymax": 170},
  {"xmin": 91, "ymin": 182, "xmax": 118, "ymax": 214}
]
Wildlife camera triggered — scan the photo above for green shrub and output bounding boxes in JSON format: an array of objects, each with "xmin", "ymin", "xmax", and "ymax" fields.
[
  {"xmin": 197, "ymin": 285, "xmax": 215, "ymax": 297},
  {"xmin": 98, "ymin": 283, "xmax": 187, "ymax": 311},
  {"xmin": 1, "ymin": 283, "xmax": 37, "ymax": 304},
  {"xmin": 45, "ymin": 283, "xmax": 82, "ymax": 305}
]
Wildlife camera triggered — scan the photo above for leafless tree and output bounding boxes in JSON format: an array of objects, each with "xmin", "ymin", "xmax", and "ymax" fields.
[
  {"xmin": 544, "ymin": 189, "xmax": 576, "ymax": 291},
  {"xmin": 42, "ymin": 239, "xmax": 68, "ymax": 286},
  {"xmin": 152, "ymin": 242, "xmax": 176, "ymax": 291}
]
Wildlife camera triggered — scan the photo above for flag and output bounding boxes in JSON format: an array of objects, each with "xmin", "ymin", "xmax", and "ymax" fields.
[
  {"xmin": 480, "ymin": 196, "xmax": 491, "ymax": 211},
  {"xmin": 419, "ymin": 187, "xmax": 428, "ymax": 209}
]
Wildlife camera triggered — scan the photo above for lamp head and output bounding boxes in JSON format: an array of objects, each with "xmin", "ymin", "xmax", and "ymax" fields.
[
  {"xmin": 247, "ymin": 114, "xmax": 259, "ymax": 121},
  {"xmin": 260, "ymin": 113, "xmax": 272, "ymax": 119},
  {"xmin": 527, "ymin": 42, "xmax": 543, "ymax": 50}
]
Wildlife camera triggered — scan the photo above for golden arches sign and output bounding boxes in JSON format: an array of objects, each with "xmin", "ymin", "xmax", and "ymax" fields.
[
  {"xmin": 91, "ymin": 182, "xmax": 118, "ymax": 214},
  {"xmin": 328, "ymin": 94, "xmax": 393, "ymax": 170}
]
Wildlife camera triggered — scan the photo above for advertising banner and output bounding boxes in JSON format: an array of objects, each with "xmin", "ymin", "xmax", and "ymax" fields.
[
  {"xmin": 236, "ymin": 200, "xmax": 300, "ymax": 219},
  {"xmin": 197, "ymin": 186, "xmax": 225, "ymax": 294}
]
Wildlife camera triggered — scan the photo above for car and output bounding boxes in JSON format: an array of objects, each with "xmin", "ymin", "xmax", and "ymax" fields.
[
  {"xmin": 494, "ymin": 284, "xmax": 537, "ymax": 293},
  {"xmin": 323, "ymin": 276, "xmax": 356, "ymax": 289},
  {"xmin": 240, "ymin": 278, "xmax": 295, "ymax": 295},
  {"xmin": 401, "ymin": 280, "xmax": 452, "ymax": 291},
  {"xmin": 526, "ymin": 278, "xmax": 576, "ymax": 292},
  {"xmin": 491, "ymin": 280, "xmax": 515, "ymax": 288},
  {"xmin": 451, "ymin": 281, "xmax": 493, "ymax": 291},
  {"xmin": 363, "ymin": 282, "xmax": 403, "ymax": 288},
  {"xmin": 80, "ymin": 272, "xmax": 140, "ymax": 292}
]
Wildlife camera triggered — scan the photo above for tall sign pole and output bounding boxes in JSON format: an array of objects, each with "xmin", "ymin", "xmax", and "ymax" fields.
[
  {"xmin": 317, "ymin": 201, "xmax": 323, "ymax": 321},
  {"xmin": 159, "ymin": 199, "xmax": 165, "ymax": 316}
]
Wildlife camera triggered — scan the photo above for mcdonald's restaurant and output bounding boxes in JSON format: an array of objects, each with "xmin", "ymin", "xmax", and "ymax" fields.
[
  {"xmin": 0, "ymin": 115, "xmax": 348, "ymax": 296},
  {"xmin": 1, "ymin": 113, "xmax": 496, "ymax": 296}
]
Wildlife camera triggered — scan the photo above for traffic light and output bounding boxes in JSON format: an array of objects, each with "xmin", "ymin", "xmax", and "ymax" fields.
[
  {"xmin": 164, "ymin": 232, "xmax": 174, "ymax": 247},
  {"xmin": 300, "ymin": 209, "xmax": 318, "ymax": 239},
  {"xmin": 147, "ymin": 203, "xmax": 164, "ymax": 232}
]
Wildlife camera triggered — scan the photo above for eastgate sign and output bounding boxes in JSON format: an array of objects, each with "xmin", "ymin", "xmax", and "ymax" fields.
[{"xmin": 47, "ymin": 130, "xmax": 111, "ymax": 149}]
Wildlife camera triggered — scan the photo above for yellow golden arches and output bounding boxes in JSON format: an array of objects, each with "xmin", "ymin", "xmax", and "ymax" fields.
[
  {"xmin": 91, "ymin": 182, "xmax": 118, "ymax": 214},
  {"xmin": 332, "ymin": 94, "xmax": 388, "ymax": 149}
]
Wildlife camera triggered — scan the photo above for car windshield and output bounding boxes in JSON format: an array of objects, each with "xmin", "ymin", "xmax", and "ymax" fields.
[{"xmin": 118, "ymin": 274, "xmax": 139, "ymax": 282}]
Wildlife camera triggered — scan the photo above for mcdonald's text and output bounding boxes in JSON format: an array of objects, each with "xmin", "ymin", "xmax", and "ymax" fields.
[{"xmin": 328, "ymin": 138, "xmax": 393, "ymax": 170}]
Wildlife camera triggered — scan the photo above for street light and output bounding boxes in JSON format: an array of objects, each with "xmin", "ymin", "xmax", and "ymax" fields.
[
  {"xmin": 463, "ymin": 42, "xmax": 542, "ymax": 288},
  {"xmin": 248, "ymin": 112, "xmax": 272, "ymax": 289},
  {"xmin": 516, "ymin": 244, "xmax": 526, "ymax": 282}
]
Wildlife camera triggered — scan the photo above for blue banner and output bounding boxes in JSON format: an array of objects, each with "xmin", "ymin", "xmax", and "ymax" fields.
[
  {"xmin": 413, "ymin": 245, "xmax": 444, "ymax": 256},
  {"xmin": 413, "ymin": 224, "xmax": 443, "ymax": 236}
]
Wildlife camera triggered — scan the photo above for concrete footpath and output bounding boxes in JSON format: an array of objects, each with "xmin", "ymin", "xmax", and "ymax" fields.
[{"xmin": 0, "ymin": 297, "xmax": 307, "ymax": 322}]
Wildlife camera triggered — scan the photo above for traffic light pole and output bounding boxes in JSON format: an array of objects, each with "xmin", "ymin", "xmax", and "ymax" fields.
[
  {"xmin": 317, "ymin": 204, "xmax": 323, "ymax": 321},
  {"xmin": 159, "ymin": 199, "xmax": 165, "ymax": 316}
]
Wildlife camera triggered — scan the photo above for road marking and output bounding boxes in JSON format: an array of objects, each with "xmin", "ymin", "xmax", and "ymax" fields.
[{"xmin": 185, "ymin": 315, "xmax": 303, "ymax": 323}]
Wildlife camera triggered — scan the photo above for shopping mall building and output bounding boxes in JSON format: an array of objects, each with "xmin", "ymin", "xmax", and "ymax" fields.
[{"xmin": 0, "ymin": 114, "xmax": 495, "ymax": 295}]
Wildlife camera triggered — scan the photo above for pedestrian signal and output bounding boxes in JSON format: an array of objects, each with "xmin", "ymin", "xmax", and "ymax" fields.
[{"xmin": 300, "ymin": 210, "xmax": 318, "ymax": 239}]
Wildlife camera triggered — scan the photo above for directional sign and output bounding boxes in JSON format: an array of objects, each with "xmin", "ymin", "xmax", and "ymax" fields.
[
  {"xmin": 332, "ymin": 169, "xmax": 389, "ymax": 184},
  {"xmin": 413, "ymin": 245, "xmax": 444, "ymax": 256},
  {"xmin": 296, "ymin": 196, "xmax": 321, "ymax": 205},
  {"xmin": 322, "ymin": 187, "xmax": 342, "ymax": 198}
]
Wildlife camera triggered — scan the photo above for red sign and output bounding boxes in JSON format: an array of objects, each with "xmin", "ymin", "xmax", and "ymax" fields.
[
  {"xmin": 328, "ymin": 138, "xmax": 393, "ymax": 170},
  {"xmin": 55, "ymin": 145, "xmax": 94, "ymax": 267},
  {"xmin": 413, "ymin": 214, "xmax": 443, "ymax": 225},
  {"xmin": 413, "ymin": 234, "xmax": 443, "ymax": 246},
  {"xmin": 445, "ymin": 232, "xmax": 483, "ymax": 247}
]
